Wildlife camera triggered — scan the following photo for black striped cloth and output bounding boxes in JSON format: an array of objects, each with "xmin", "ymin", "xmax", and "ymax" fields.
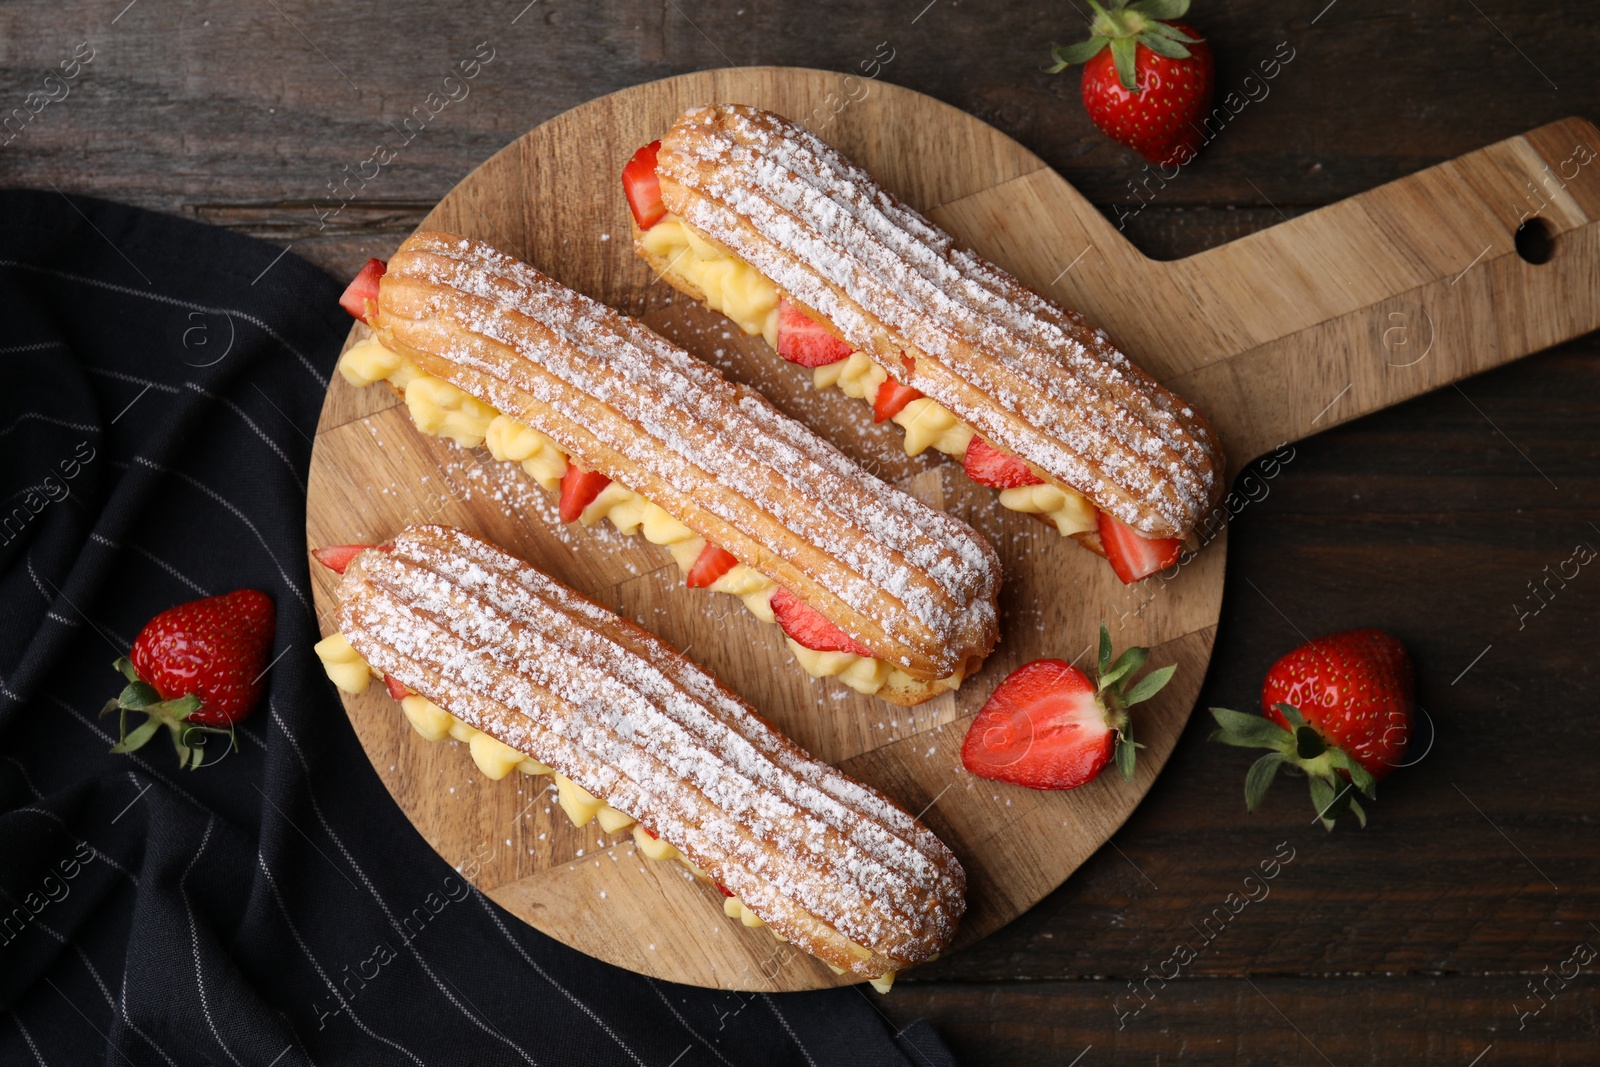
[{"xmin": 0, "ymin": 191, "xmax": 957, "ymax": 1067}]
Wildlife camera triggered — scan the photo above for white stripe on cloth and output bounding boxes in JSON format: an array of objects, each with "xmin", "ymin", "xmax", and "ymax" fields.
[
  {"xmin": 0, "ymin": 260, "xmax": 328, "ymax": 388},
  {"xmin": 267, "ymin": 703, "xmax": 543, "ymax": 1066},
  {"xmin": 181, "ymin": 816, "xmax": 243, "ymax": 1067},
  {"xmin": 254, "ymin": 851, "xmax": 424, "ymax": 1067},
  {"xmin": 183, "ymin": 383, "xmax": 305, "ymax": 493},
  {"xmin": 128, "ymin": 457, "xmax": 311, "ymax": 615}
]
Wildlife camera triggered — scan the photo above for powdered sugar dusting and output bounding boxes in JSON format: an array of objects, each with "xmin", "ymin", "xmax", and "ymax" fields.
[
  {"xmin": 338, "ymin": 526, "xmax": 965, "ymax": 968},
  {"xmin": 656, "ymin": 105, "xmax": 1225, "ymax": 538},
  {"xmin": 376, "ymin": 233, "xmax": 999, "ymax": 677}
]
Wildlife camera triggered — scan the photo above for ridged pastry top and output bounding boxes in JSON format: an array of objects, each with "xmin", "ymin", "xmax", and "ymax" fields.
[
  {"xmin": 373, "ymin": 232, "xmax": 999, "ymax": 680},
  {"xmin": 337, "ymin": 525, "xmax": 966, "ymax": 972},
  {"xmin": 655, "ymin": 104, "xmax": 1225, "ymax": 540}
]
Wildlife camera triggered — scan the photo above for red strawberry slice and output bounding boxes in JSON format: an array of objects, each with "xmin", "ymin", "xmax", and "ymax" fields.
[
  {"xmin": 769, "ymin": 587, "xmax": 876, "ymax": 658},
  {"xmin": 962, "ymin": 659, "xmax": 1111, "ymax": 790},
  {"xmin": 622, "ymin": 140, "xmax": 667, "ymax": 230},
  {"xmin": 775, "ymin": 299, "xmax": 853, "ymax": 367},
  {"xmin": 339, "ymin": 258, "xmax": 386, "ymax": 323},
  {"xmin": 963, "ymin": 436, "xmax": 1045, "ymax": 489},
  {"xmin": 559, "ymin": 465, "xmax": 612, "ymax": 523},
  {"xmin": 685, "ymin": 542, "xmax": 738, "ymax": 588},
  {"xmin": 961, "ymin": 628, "xmax": 1173, "ymax": 791},
  {"xmin": 715, "ymin": 882, "xmax": 734, "ymax": 898},
  {"xmin": 873, "ymin": 378, "xmax": 923, "ymax": 423},
  {"xmin": 384, "ymin": 674, "xmax": 407, "ymax": 700},
  {"xmin": 1096, "ymin": 511, "xmax": 1182, "ymax": 584},
  {"xmin": 312, "ymin": 543, "xmax": 382, "ymax": 574}
]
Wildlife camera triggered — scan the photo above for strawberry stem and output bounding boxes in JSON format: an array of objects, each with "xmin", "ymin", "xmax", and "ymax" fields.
[
  {"xmin": 1093, "ymin": 622, "xmax": 1176, "ymax": 782},
  {"xmin": 1208, "ymin": 704, "xmax": 1377, "ymax": 830},
  {"xmin": 102, "ymin": 657, "xmax": 213, "ymax": 769},
  {"xmin": 1046, "ymin": 0, "xmax": 1202, "ymax": 89}
]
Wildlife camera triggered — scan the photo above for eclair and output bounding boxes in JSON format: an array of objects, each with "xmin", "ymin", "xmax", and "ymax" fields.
[
  {"xmin": 313, "ymin": 524, "xmax": 966, "ymax": 989},
  {"xmin": 334, "ymin": 231, "xmax": 1000, "ymax": 705},
  {"xmin": 624, "ymin": 104, "xmax": 1226, "ymax": 584}
]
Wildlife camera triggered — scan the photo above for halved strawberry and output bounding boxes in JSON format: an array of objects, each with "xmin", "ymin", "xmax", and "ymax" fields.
[
  {"xmin": 312, "ymin": 543, "xmax": 386, "ymax": 575},
  {"xmin": 963, "ymin": 436, "xmax": 1045, "ymax": 489},
  {"xmin": 686, "ymin": 542, "xmax": 738, "ymax": 588},
  {"xmin": 873, "ymin": 378, "xmax": 923, "ymax": 423},
  {"xmin": 1097, "ymin": 511, "xmax": 1182, "ymax": 584},
  {"xmin": 770, "ymin": 587, "xmax": 876, "ymax": 658},
  {"xmin": 384, "ymin": 674, "xmax": 407, "ymax": 700},
  {"xmin": 961, "ymin": 625, "xmax": 1174, "ymax": 790},
  {"xmin": 339, "ymin": 258, "xmax": 386, "ymax": 323},
  {"xmin": 622, "ymin": 141, "xmax": 667, "ymax": 230},
  {"xmin": 559, "ymin": 465, "xmax": 612, "ymax": 523},
  {"xmin": 775, "ymin": 299, "xmax": 853, "ymax": 367}
]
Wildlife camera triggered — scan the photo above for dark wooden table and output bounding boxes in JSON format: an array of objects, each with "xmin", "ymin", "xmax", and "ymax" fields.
[{"xmin": 10, "ymin": 1, "xmax": 1596, "ymax": 1062}]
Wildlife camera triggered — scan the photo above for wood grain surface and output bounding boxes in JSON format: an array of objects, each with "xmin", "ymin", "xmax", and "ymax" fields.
[
  {"xmin": 307, "ymin": 64, "xmax": 1599, "ymax": 997},
  {"xmin": 306, "ymin": 68, "xmax": 1229, "ymax": 994},
  {"xmin": 25, "ymin": 1, "xmax": 1600, "ymax": 1060}
]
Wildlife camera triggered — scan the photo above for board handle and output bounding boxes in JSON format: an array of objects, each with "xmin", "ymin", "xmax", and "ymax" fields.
[{"xmin": 1160, "ymin": 117, "xmax": 1600, "ymax": 472}]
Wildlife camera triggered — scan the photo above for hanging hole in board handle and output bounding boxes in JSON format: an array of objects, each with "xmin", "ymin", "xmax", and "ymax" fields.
[{"xmin": 1514, "ymin": 217, "xmax": 1555, "ymax": 265}]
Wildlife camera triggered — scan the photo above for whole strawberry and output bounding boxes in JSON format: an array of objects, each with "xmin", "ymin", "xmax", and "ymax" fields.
[
  {"xmin": 1048, "ymin": 0, "xmax": 1215, "ymax": 168},
  {"xmin": 102, "ymin": 589, "xmax": 275, "ymax": 768},
  {"xmin": 962, "ymin": 624, "xmax": 1176, "ymax": 790},
  {"xmin": 1210, "ymin": 629, "xmax": 1415, "ymax": 829}
]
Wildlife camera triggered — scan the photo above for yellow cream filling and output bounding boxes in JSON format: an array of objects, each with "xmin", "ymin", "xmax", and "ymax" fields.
[
  {"xmin": 640, "ymin": 218, "xmax": 781, "ymax": 347},
  {"xmin": 649, "ymin": 220, "xmax": 1099, "ymax": 539},
  {"xmin": 335, "ymin": 338, "xmax": 958, "ymax": 697},
  {"xmin": 312, "ymin": 638, "xmax": 893, "ymax": 985}
]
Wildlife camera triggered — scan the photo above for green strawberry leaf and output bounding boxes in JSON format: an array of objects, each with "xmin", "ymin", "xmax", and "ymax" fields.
[
  {"xmin": 1308, "ymin": 774, "xmax": 1336, "ymax": 828},
  {"xmin": 1122, "ymin": 662, "xmax": 1175, "ymax": 706},
  {"xmin": 1244, "ymin": 752, "xmax": 1286, "ymax": 811},
  {"xmin": 118, "ymin": 680, "xmax": 162, "ymax": 710},
  {"xmin": 114, "ymin": 656, "xmax": 140, "ymax": 683},
  {"xmin": 1136, "ymin": 32, "xmax": 1193, "ymax": 60},
  {"xmin": 1347, "ymin": 796, "xmax": 1368, "ymax": 829},
  {"xmin": 1128, "ymin": 0, "xmax": 1189, "ymax": 19},
  {"xmin": 1208, "ymin": 707, "xmax": 1294, "ymax": 749},
  {"xmin": 1275, "ymin": 702, "xmax": 1308, "ymax": 729},
  {"xmin": 109, "ymin": 718, "xmax": 162, "ymax": 755},
  {"xmin": 1100, "ymin": 645, "xmax": 1148, "ymax": 691},
  {"xmin": 1142, "ymin": 19, "xmax": 1199, "ymax": 42},
  {"xmin": 1115, "ymin": 731, "xmax": 1138, "ymax": 781},
  {"xmin": 1109, "ymin": 36, "xmax": 1139, "ymax": 90},
  {"xmin": 1098, "ymin": 622, "xmax": 1113, "ymax": 677},
  {"xmin": 1048, "ymin": 38, "xmax": 1111, "ymax": 71},
  {"xmin": 1327, "ymin": 748, "xmax": 1378, "ymax": 798}
]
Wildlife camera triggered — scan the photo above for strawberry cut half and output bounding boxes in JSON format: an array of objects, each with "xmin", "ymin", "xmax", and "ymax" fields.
[
  {"xmin": 383, "ymin": 674, "xmax": 407, "ymax": 701},
  {"xmin": 873, "ymin": 378, "xmax": 923, "ymax": 423},
  {"xmin": 339, "ymin": 258, "xmax": 386, "ymax": 323},
  {"xmin": 962, "ymin": 659, "xmax": 1111, "ymax": 790},
  {"xmin": 963, "ymin": 436, "xmax": 1044, "ymax": 489},
  {"xmin": 312, "ymin": 543, "xmax": 387, "ymax": 574},
  {"xmin": 622, "ymin": 140, "xmax": 667, "ymax": 230},
  {"xmin": 775, "ymin": 299, "xmax": 853, "ymax": 367},
  {"xmin": 559, "ymin": 465, "xmax": 612, "ymax": 523},
  {"xmin": 769, "ymin": 587, "xmax": 876, "ymax": 658},
  {"xmin": 685, "ymin": 542, "xmax": 738, "ymax": 588},
  {"xmin": 961, "ymin": 626, "xmax": 1175, "ymax": 791},
  {"xmin": 1097, "ymin": 511, "xmax": 1183, "ymax": 584}
]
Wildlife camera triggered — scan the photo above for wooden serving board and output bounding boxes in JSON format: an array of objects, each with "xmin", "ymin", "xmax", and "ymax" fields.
[{"xmin": 306, "ymin": 67, "xmax": 1600, "ymax": 992}]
